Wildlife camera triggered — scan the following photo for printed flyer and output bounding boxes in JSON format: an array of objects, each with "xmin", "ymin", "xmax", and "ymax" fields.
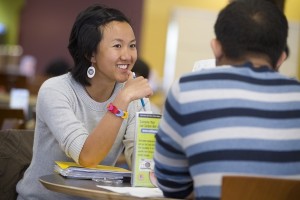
[{"xmin": 131, "ymin": 112, "xmax": 162, "ymax": 187}]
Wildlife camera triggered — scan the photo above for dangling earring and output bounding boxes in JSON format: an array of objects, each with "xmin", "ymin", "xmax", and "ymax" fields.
[{"xmin": 87, "ymin": 66, "xmax": 95, "ymax": 78}]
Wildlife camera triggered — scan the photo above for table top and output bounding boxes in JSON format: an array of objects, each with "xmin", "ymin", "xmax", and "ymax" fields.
[{"xmin": 39, "ymin": 174, "xmax": 177, "ymax": 200}]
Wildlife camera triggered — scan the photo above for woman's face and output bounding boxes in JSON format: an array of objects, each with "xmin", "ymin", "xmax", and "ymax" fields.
[{"xmin": 91, "ymin": 21, "xmax": 137, "ymax": 84}]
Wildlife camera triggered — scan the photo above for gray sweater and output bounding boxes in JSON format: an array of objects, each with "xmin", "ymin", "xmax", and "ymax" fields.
[{"xmin": 17, "ymin": 73, "xmax": 149, "ymax": 200}]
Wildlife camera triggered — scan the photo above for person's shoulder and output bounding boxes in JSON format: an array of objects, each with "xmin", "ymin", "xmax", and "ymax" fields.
[
  {"xmin": 273, "ymin": 72, "xmax": 300, "ymax": 85},
  {"xmin": 179, "ymin": 65, "xmax": 233, "ymax": 82},
  {"xmin": 41, "ymin": 73, "xmax": 71, "ymax": 87},
  {"xmin": 38, "ymin": 73, "xmax": 75, "ymax": 95},
  {"xmin": 37, "ymin": 73, "xmax": 78, "ymax": 102}
]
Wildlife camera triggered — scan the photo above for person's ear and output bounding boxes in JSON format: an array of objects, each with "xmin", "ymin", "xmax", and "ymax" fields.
[
  {"xmin": 210, "ymin": 38, "xmax": 223, "ymax": 59},
  {"xmin": 90, "ymin": 53, "xmax": 96, "ymax": 63},
  {"xmin": 275, "ymin": 51, "xmax": 287, "ymax": 71}
]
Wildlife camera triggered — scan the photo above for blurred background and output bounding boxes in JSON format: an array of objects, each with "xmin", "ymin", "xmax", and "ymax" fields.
[{"xmin": 0, "ymin": 0, "xmax": 299, "ymax": 129}]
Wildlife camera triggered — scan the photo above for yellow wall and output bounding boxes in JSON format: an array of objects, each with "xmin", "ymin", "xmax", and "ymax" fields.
[
  {"xmin": 140, "ymin": 0, "xmax": 228, "ymax": 77},
  {"xmin": 285, "ymin": 0, "xmax": 300, "ymax": 21},
  {"xmin": 141, "ymin": 0, "xmax": 300, "ymax": 78},
  {"xmin": 285, "ymin": 0, "xmax": 300, "ymax": 78}
]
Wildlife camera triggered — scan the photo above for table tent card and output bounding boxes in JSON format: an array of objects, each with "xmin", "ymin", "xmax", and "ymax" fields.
[{"xmin": 131, "ymin": 112, "xmax": 162, "ymax": 187}]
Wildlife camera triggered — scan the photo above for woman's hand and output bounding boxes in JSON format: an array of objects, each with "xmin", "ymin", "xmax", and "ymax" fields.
[{"xmin": 120, "ymin": 72, "xmax": 153, "ymax": 103}]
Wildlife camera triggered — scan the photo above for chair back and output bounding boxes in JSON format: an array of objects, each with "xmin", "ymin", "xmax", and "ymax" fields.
[
  {"xmin": 221, "ymin": 176, "xmax": 300, "ymax": 200},
  {"xmin": 0, "ymin": 129, "xmax": 34, "ymax": 200}
]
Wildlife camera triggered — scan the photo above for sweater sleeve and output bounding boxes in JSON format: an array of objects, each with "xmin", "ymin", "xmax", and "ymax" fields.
[{"xmin": 37, "ymin": 81, "xmax": 88, "ymax": 163}]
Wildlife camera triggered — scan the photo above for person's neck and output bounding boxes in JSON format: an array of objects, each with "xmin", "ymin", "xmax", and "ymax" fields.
[
  {"xmin": 216, "ymin": 55, "xmax": 273, "ymax": 69},
  {"xmin": 85, "ymin": 81, "xmax": 116, "ymax": 103}
]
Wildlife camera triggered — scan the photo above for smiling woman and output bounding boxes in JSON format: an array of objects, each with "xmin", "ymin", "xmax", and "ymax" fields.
[{"xmin": 16, "ymin": 4, "xmax": 153, "ymax": 200}]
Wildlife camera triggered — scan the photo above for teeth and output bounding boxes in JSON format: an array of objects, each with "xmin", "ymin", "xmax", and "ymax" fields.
[{"xmin": 118, "ymin": 64, "xmax": 127, "ymax": 69}]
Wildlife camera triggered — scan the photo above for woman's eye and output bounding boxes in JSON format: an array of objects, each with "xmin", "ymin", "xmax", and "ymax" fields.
[
  {"xmin": 130, "ymin": 44, "xmax": 136, "ymax": 48},
  {"xmin": 114, "ymin": 44, "xmax": 121, "ymax": 48}
]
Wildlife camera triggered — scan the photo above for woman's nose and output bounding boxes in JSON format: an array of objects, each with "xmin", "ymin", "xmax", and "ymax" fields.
[{"xmin": 120, "ymin": 47, "xmax": 134, "ymax": 60}]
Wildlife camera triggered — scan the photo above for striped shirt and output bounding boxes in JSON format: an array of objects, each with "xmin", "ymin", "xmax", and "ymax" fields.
[{"xmin": 154, "ymin": 63, "xmax": 300, "ymax": 200}]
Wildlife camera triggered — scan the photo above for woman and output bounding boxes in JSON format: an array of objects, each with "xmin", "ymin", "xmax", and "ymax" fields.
[{"xmin": 17, "ymin": 4, "xmax": 153, "ymax": 200}]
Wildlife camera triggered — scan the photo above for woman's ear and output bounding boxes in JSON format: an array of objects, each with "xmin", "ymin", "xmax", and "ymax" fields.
[
  {"xmin": 210, "ymin": 38, "xmax": 223, "ymax": 59},
  {"xmin": 90, "ymin": 54, "xmax": 96, "ymax": 63},
  {"xmin": 275, "ymin": 51, "xmax": 287, "ymax": 71}
]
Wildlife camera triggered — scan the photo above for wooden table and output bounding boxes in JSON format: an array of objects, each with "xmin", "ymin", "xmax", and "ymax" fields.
[{"xmin": 39, "ymin": 174, "xmax": 177, "ymax": 200}]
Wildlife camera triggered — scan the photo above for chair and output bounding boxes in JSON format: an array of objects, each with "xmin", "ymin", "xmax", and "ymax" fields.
[
  {"xmin": 0, "ymin": 107, "xmax": 26, "ymax": 129},
  {"xmin": 221, "ymin": 175, "xmax": 300, "ymax": 200},
  {"xmin": 0, "ymin": 129, "xmax": 34, "ymax": 200}
]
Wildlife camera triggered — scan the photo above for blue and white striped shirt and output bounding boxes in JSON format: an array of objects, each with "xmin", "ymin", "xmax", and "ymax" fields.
[{"xmin": 154, "ymin": 63, "xmax": 300, "ymax": 200}]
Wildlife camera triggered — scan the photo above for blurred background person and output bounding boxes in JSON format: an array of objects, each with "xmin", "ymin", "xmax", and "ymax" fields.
[
  {"xmin": 132, "ymin": 58, "xmax": 162, "ymax": 114},
  {"xmin": 44, "ymin": 57, "xmax": 70, "ymax": 78}
]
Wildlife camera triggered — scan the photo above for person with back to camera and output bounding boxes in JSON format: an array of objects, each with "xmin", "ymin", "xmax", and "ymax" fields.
[
  {"xmin": 16, "ymin": 4, "xmax": 153, "ymax": 200},
  {"xmin": 154, "ymin": 0, "xmax": 300, "ymax": 199}
]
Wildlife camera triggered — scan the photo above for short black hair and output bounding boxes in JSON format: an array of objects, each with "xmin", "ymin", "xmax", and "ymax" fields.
[
  {"xmin": 215, "ymin": 0, "xmax": 288, "ymax": 69},
  {"xmin": 231, "ymin": 0, "xmax": 286, "ymax": 12},
  {"xmin": 68, "ymin": 4, "xmax": 131, "ymax": 86}
]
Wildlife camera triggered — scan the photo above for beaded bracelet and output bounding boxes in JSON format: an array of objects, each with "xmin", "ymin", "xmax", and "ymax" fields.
[{"xmin": 107, "ymin": 103, "xmax": 128, "ymax": 119}]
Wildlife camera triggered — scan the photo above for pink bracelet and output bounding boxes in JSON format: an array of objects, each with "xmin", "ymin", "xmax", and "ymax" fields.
[{"xmin": 107, "ymin": 103, "xmax": 128, "ymax": 119}]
